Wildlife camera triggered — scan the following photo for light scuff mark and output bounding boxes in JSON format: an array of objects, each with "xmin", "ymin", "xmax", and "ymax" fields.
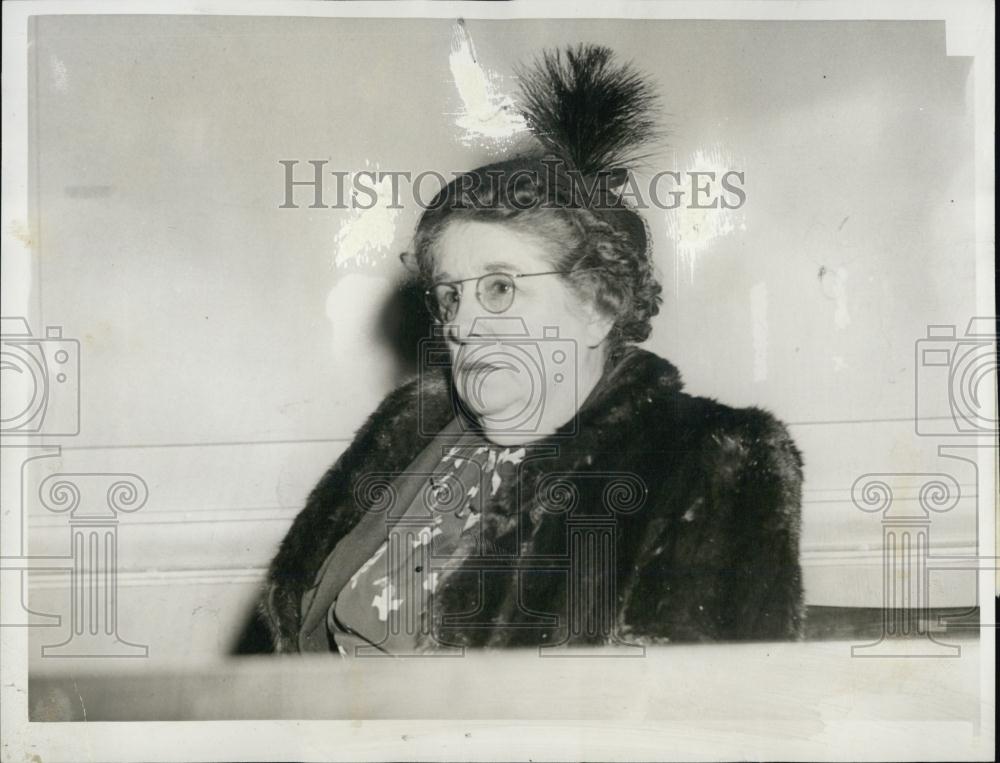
[
  {"xmin": 448, "ymin": 20, "xmax": 527, "ymax": 148},
  {"xmin": 10, "ymin": 219, "xmax": 33, "ymax": 249},
  {"xmin": 332, "ymin": 167, "xmax": 401, "ymax": 269},
  {"xmin": 50, "ymin": 53, "xmax": 68, "ymax": 92},
  {"xmin": 818, "ymin": 265, "xmax": 851, "ymax": 329},
  {"xmin": 72, "ymin": 679, "xmax": 87, "ymax": 721},
  {"xmin": 665, "ymin": 146, "xmax": 747, "ymax": 283}
]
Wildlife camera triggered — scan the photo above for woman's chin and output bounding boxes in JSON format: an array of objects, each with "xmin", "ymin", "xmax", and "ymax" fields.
[
  {"xmin": 456, "ymin": 389, "xmax": 533, "ymax": 428},
  {"xmin": 461, "ymin": 395, "xmax": 524, "ymax": 423}
]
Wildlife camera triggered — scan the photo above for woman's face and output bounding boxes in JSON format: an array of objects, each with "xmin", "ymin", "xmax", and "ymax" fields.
[{"xmin": 432, "ymin": 220, "xmax": 611, "ymax": 443}]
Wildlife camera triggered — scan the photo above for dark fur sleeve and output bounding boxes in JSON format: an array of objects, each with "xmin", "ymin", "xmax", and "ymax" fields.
[
  {"xmin": 629, "ymin": 403, "xmax": 805, "ymax": 643},
  {"xmin": 259, "ymin": 379, "xmax": 422, "ymax": 652},
  {"xmin": 719, "ymin": 408, "xmax": 805, "ymax": 639}
]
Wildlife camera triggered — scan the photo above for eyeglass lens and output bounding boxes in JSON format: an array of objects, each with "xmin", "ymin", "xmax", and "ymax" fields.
[{"xmin": 426, "ymin": 273, "xmax": 517, "ymax": 322}]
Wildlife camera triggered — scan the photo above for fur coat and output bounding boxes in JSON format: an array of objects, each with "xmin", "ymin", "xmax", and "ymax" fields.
[{"xmin": 262, "ymin": 347, "xmax": 805, "ymax": 652}]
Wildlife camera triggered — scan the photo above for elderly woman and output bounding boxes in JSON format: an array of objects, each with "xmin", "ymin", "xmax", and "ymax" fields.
[{"xmin": 263, "ymin": 45, "xmax": 804, "ymax": 655}]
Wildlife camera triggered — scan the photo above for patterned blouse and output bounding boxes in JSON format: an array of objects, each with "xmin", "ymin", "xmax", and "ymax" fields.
[{"xmin": 327, "ymin": 431, "xmax": 525, "ymax": 656}]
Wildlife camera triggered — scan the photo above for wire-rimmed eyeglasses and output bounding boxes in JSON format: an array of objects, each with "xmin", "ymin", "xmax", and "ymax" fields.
[{"xmin": 424, "ymin": 269, "xmax": 596, "ymax": 323}]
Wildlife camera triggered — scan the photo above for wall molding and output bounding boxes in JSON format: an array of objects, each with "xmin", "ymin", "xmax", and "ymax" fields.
[{"xmin": 25, "ymin": 541, "xmax": 981, "ymax": 590}]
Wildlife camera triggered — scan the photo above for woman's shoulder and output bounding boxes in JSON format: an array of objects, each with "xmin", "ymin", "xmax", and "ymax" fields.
[
  {"xmin": 605, "ymin": 347, "xmax": 795, "ymax": 430},
  {"xmin": 682, "ymin": 397, "xmax": 804, "ymax": 513},
  {"xmin": 677, "ymin": 393, "xmax": 803, "ymax": 475},
  {"xmin": 605, "ymin": 347, "xmax": 803, "ymax": 484}
]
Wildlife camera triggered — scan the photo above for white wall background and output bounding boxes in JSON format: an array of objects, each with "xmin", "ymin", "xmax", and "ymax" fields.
[{"xmin": 17, "ymin": 15, "xmax": 981, "ymax": 668}]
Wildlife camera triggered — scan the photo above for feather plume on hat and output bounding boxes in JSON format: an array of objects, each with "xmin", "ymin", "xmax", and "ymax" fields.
[{"xmin": 515, "ymin": 44, "xmax": 660, "ymax": 188}]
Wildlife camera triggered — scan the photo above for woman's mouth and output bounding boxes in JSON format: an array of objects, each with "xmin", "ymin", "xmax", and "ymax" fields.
[
  {"xmin": 458, "ymin": 359, "xmax": 508, "ymax": 374},
  {"xmin": 458, "ymin": 360, "xmax": 514, "ymax": 374}
]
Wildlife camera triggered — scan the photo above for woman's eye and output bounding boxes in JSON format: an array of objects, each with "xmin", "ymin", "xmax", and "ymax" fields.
[{"xmin": 487, "ymin": 280, "xmax": 513, "ymax": 296}]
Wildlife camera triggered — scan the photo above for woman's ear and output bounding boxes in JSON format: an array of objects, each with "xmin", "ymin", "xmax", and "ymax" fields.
[{"xmin": 584, "ymin": 304, "xmax": 616, "ymax": 348}]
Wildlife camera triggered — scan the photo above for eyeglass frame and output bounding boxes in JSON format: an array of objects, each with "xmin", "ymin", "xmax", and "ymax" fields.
[{"xmin": 423, "ymin": 267, "xmax": 603, "ymax": 323}]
